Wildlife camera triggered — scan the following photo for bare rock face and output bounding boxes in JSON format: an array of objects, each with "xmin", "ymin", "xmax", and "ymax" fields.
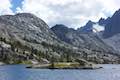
[{"xmin": 103, "ymin": 9, "xmax": 120, "ymax": 38}]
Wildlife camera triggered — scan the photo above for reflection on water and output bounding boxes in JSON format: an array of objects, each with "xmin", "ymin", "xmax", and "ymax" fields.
[{"xmin": 0, "ymin": 64, "xmax": 120, "ymax": 80}]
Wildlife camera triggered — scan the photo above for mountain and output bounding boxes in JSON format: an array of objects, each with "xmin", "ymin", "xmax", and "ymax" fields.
[
  {"xmin": 0, "ymin": 13, "xmax": 119, "ymax": 64},
  {"xmin": 51, "ymin": 24, "xmax": 120, "ymax": 63},
  {"xmin": 103, "ymin": 9, "xmax": 120, "ymax": 38},
  {"xmin": 0, "ymin": 13, "xmax": 72, "ymax": 63},
  {"xmin": 77, "ymin": 20, "xmax": 95, "ymax": 33},
  {"xmin": 51, "ymin": 24, "xmax": 113, "ymax": 51},
  {"xmin": 51, "ymin": 24, "xmax": 76, "ymax": 43}
]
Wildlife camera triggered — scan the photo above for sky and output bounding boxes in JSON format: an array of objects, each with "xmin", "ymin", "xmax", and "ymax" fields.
[{"xmin": 0, "ymin": 0, "xmax": 120, "ymax": 29}]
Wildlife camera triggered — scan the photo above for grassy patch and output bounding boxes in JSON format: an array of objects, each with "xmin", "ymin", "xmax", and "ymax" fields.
[
  {"xmin": 21, "ymin": 60, "xmax": 32, "ymax": 64},
  {"xmin": 51, "ymin": 62, "xmax": 80, "ymax": 68}
]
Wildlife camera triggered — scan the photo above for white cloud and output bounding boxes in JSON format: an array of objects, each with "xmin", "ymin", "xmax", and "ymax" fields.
[
  {"xmin": 16, "ymin": 0, "xmax": 120, "ymax": 28},
  {"xmin": 0, "ymin": 0, "xmax": 13, "ymax": 15},
  {"xmin": 93, "ymin": 24, "xmax": 104, "ymax": 33}
]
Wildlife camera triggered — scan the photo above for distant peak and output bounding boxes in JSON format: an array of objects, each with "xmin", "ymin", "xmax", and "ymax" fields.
[
  {"xmin": 86, "ymin": 20, "xmax": 95, "ymax": 25},
  {"xmin": 85, "ymin": 20, "xmax": 95, "ymax": 27},
  {"xmin": 54, "ymin": 24, "xmax": 67, "ymax": 27},
  {"xmin": 52, "ymin": 24, "xmax": 68, "ymax": 29}
]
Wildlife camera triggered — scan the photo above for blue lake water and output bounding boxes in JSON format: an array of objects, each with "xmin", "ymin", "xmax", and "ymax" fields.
[{"xmin": 0, "ymin": 64, "xmax": 120, "ymax": 80}]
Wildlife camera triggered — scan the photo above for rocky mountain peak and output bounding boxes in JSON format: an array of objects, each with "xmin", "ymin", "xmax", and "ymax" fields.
[
  {"xmin": 77, "ymin": 20, "xmax": 95, "ymax": 33},
  {"xmin": 84, "ymin": 20, "xmax": 94, "ymax": 28},
  {"xmin": 51, "ymin": 24, "xmax": 75, "ymax": 33},
  {"xmin": 98, "ymin": 17, "xmax": 111, "ymax": 26},
  {"xmin": 98, "ymin": 18, "xmax": 106, "ymax": 25},
  {"xmin": 103, "ymin": 9, "xmax": 120, "ymax": 38},
  {"xmin": 52, "ymin": 24, "xmax": 68, "ymax": 30}
]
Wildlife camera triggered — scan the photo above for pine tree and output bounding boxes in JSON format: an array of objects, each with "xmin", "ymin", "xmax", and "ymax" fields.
[
  {"xmin": 51, "ymin": 56, "xmax": 55, "ymax": 68},
  {"xmin": 11, "ymin": 44, "xmax": 15, "ymax": 52}
]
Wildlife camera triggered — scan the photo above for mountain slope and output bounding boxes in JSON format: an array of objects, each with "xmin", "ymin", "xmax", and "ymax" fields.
[{"xmin": 103, "ymin": 34, "xmax": 120, "ymax": 52}]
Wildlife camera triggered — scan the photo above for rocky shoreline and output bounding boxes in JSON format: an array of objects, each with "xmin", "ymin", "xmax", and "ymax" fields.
[
  {"xmin": 26, "ymin": 64, "xmax": 102, "ymax": 69},
  {"xmin": 26, "ymin": 60, "xmax": 102, "ymax": 69},
  {"xmin": 0, "ymin": 62, "xmax": 5, "ymax": 66},
  {"xmin": 0, "ymin": 60, "xmax": 102, "ymax": 69}
]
